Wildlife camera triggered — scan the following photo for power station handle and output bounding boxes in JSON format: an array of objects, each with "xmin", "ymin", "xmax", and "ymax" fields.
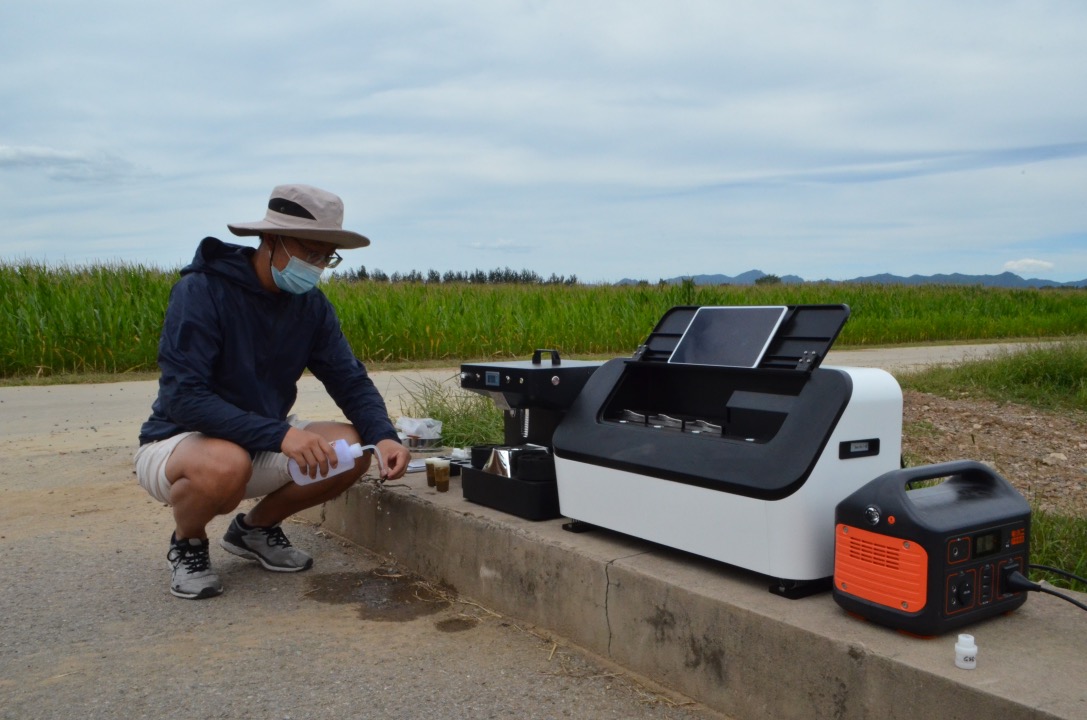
[
  {"xmin": 899, "ymin": 460, "xmax": 999, "ymax": 492},
  {"xmin": 532, "ymin": 348, "xmax": 562, "ymax": 365}
]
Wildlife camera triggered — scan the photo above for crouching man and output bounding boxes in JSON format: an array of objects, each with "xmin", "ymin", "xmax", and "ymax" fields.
[{"xmin": 135, "ymin": 184, "xmax": 410, "ymax": 599}]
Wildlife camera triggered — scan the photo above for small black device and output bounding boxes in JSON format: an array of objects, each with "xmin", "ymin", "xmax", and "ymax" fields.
[
  {"xmin": 459, "ymin": 349, "xmax": 602, "ymax": 520},
  {"xmin": 460, "ymin": 348, "xmax": 602, "ymax": 445}
]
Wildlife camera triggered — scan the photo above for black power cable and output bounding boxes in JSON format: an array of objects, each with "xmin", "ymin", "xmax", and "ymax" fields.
[
  {"xmin": 1003, "ymin": 568, "xmax": 1087, "ymax": 613},
  {"xmin": 1028, "ymin": 563, "xmax": 1087, "ymax": 588}
]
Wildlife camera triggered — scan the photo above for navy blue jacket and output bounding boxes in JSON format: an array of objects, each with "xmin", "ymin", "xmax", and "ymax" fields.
[{"xmin": 139, "ymin": 237, "xmax": 399, "ymax": 451}]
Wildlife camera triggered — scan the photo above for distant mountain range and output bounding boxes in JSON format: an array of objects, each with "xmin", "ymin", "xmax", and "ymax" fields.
[{"xmin": 618, "ymin": 270, "xmax": 1087, "ymax": 288}]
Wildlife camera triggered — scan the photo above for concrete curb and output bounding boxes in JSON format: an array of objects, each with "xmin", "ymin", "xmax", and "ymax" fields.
[{"xmin": 303, "ymin": 476, "xmax": 1086, "ymax": 720}]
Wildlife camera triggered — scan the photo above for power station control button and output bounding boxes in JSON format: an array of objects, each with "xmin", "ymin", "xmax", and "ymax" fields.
[
  {"xmin": 947, "ymin": 575, "xmax": 962, "ymax": 610},
  {"xmin": 948, "ymin": 538, "xmax": 970, "ymax": 564},
  {"xmin": 947, "ymin": 572, "xmax": 975, "ymax": 612},
  {"xmin": 979, "ymin": 565, "xmax": 994, "ymax": 603},
  {"xmin": 958, "ymin": 579, "xmax": 974, "ymax": 608}
]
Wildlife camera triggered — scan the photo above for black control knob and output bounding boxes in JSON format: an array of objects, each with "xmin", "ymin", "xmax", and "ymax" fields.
[{"xmin": 958, "ymin": 578, "xmax": 974, "ymax": 607}]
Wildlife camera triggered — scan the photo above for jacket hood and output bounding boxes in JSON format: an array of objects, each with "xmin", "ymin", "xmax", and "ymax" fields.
[{"xmin": 181, "ymin": 237, "xmax": 264, "ymax": 293}]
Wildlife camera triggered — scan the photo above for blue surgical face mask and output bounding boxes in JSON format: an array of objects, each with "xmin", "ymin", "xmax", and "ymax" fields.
[{"xmin": 272, "ymin": 254, "xmax": 324, "ymax": 294}]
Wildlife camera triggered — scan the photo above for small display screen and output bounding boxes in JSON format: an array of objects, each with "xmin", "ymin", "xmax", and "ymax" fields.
[
  {"xmin": 973, "ymin": 531, "xmax": 1000, "ymax": 558},
  {"xmin": 485, "ymin": 371, "xmax": 501, "ymax": 387},
  {"xmin": 668, "ymin": 306, "xmax": 788, "ymax": 368}
]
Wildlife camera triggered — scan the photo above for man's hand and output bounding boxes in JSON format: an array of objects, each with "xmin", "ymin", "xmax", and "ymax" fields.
[
  {"xmin": 281, "ymin": 426, "xmax": 337, "ymax": 480},
  {"xmin": 376, "ymin": 438, "xmax": 411, "ymax": 480}
]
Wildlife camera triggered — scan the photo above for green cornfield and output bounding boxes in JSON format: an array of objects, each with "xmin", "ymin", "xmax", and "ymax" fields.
[
  {"xmin": 1, "ymin": 262, "xmax": 174, "ymax": 376},
  {"xmin": 2, "ymin": 262, "xmax": 1085, "ymax": 378}
]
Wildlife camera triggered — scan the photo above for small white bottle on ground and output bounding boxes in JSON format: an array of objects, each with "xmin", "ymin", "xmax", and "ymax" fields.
[
  {"xmin": 955, "ymin": 633, "xmax": 977, "ymax": 670},
  {"xmin": 288, "ymin": 439, "xmax": 367, "ymax": 485}
]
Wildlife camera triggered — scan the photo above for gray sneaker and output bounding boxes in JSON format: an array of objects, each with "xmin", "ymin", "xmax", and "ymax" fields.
[
  {"xmin": 167, "ymin": 535, "xmax": 223, "ymax": 599},
  {"xmin": 219, "ymin": 514, "xmax": 313, "ymax": 572}
]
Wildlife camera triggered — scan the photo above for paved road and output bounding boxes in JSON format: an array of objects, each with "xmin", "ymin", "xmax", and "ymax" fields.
[
  {"xmin": 825, "ymin": 341, "xmax": 1037, "ymax": 373},
  {"xmin": 0, "ymin": 342, "xmax": 1027, "ymax": 720},
  {"xmin": 0, "ymin": 380, "xmax": 724, "ymax": 720}
]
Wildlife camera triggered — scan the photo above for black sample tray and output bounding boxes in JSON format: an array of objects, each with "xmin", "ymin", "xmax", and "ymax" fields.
[{"xmin": 461, "ymin": 467, "xmax": 561, "ymax": 521}]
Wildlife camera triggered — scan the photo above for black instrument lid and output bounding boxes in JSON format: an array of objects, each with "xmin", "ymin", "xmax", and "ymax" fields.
[{"xmin": 632, "ymin": 304, "xmax": 850, "ymax": 372}]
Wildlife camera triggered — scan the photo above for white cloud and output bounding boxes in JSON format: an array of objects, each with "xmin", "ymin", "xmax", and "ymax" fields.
[
  {"xmin": 0, "ymin": 145, "xmax": 149, "ymax": 183},
  {"xmin": 1004, "ymin": 259, "xmax": 1055, "ymax": 275},
  {"xmin": 1, "ymin": 1, "xmax": 1086, "ymax": 281}
]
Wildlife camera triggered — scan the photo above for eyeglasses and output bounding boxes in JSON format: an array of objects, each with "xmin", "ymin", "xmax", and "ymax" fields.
[
  {"xmin": 301, "ymin": 248, "xmax": 342, "ymax": 269},
  {"xmin": 275, "ymin": 236, "xmax": 343, "ymax": 268}
]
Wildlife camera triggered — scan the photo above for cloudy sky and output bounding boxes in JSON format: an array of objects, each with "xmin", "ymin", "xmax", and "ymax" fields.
[{"xmin": 2, "ymin": 1, "xmax": 1085, "ymax": 283}]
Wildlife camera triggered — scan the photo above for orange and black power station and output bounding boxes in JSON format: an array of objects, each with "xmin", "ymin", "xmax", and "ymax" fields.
[{"xmin": 833, "ymin": 460, "xmax": 1030, "ymax": 636}]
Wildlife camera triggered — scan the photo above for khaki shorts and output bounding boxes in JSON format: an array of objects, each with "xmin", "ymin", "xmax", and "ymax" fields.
[{"xmin": 133, "ymin": 416, "xmax": 311, "ymax": 505}]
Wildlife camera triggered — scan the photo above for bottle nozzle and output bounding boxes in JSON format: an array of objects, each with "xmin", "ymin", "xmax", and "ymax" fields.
[{"xmin": 351, "ymin": 443, "xmax": 386, "ymax": 480}]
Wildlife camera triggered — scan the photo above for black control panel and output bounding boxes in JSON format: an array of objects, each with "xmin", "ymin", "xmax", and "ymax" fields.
[
  {"xmin": 944, "ymin": 521, "xmax": 1028, "ymax": 615},
  {"xmin": 460, "ymin": 351, "xmax": 602, "ymax": 410}
]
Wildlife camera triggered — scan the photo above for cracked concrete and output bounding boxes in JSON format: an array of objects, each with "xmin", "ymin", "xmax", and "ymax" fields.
[
  {"xmin": 604, "ymin": 561, "xmax": 615, "ymax": 656},
  {"xmin": 303, "ymin": 476, "xmax": 1087, "ymax": 720}
]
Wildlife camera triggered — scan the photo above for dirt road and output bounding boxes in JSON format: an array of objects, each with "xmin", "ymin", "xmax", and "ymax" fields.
[{"xmin": 0, "ymin": 373, "xmax": 722, "ymax": 720}]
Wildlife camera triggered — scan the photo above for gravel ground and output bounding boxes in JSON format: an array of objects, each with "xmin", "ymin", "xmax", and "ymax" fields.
[
  {"xmin": 0, "ymin": 381, "xmax": 728, "ymax": 720},
  {"xmin": 902, "ymin": 390, "xmax": 1087, "ymax": 517},
  {"xmin": 0, "ymin": 482, "xmax": 726, "ymax": 720}
]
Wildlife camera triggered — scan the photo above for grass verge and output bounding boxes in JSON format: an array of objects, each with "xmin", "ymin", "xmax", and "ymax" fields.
[
  {"xmin": 901, "ymin": 340, "xmax": 1086, "ymax": 592},
  {"xmin": 1028, "ymin": 512, "xmax": 1087, "ymax": 593},
  {"xmin": 394, "ymin": 376, "xmax": 504, "ymax": 449},
  {"xmin": 898, "ymin": 340, "xmax": 1087, "ymax": 413}
]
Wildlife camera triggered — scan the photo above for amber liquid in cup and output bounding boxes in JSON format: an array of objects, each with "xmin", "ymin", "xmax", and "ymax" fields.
[
  {"xmin": 432, "ymin": 459, "xmax": 451, "ymax": 492},
  {"xmin": 424, "ymin": 458, "xmax": 437, "ymax": 487}
]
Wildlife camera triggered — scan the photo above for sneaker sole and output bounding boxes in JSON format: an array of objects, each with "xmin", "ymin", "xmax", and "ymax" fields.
[
  {"xmin": 219, "ymin": 538, "xmax": 313, "ymax": 573},
  {"xmin": 170, "ymin": 584, "xmax": 223, "ymax": 600}
]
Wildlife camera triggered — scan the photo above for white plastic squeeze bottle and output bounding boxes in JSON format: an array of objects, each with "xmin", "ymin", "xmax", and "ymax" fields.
[{"xmin": 288, "ymin": 440, "xmax": 382, "ymax": 485}]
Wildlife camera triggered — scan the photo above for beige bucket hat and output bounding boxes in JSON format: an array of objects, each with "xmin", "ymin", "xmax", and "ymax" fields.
[{"xmin": 227, "ymin": 184, "xmax": 370, "ymax": 248}]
